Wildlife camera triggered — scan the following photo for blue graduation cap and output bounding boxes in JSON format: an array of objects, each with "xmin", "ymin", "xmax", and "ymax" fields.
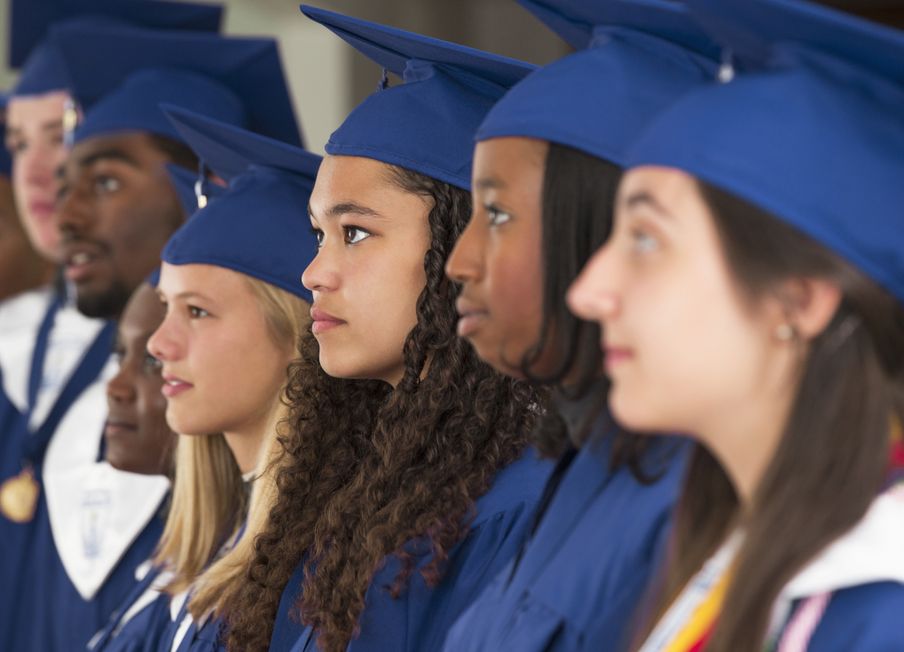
[
  {"xmin": 10, "ymin": 0, "xmax": 223, "ymax": 98},
  {"xmin": 49, "ymin": 23, "xmax": 302, "ymax": 147},
  {"xmin": 476, "ymin": 0, "xmax": 718, "ymax": 167},
  {"xmin": 165, "ymin": 163, "xmax": 225, "ymax": 217},
  {"xmin": 300, "ymin": 5, "xmax": 535, "ymax": 190},
  {"xmin": 625, "ymin": 0, "xmax": 904, "ymax": 303},
  {"xmin": 160, "ymin": 105, "xmax": 320, "ymax": 302}
]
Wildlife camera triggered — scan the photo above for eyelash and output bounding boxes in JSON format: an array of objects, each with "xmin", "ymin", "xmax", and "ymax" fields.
[
  {"xmin": 485, "ymin": 204, "xmax": 512, "ymax": 226},
  {"xmin": 310, "ymin": 225, "xmax": 373, "ymax": 248},
  {"xmin": 628, "ymin": 225, "xmax": 659, "ymax": 254},
  {"xmin": 188, "ymin": 305, "xmax": 210, "ymax": 319}
]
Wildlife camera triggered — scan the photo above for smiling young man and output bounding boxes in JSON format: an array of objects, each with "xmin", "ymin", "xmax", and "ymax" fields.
[{"xmin": 56, "ymin": 133, "xmax": 193, "ymax": 319}]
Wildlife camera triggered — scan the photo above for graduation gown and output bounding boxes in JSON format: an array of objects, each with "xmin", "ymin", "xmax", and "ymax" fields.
[
  {"xmin": 441, "ymin": 420, "xmax": 689, "ymax": 652},
  {"xmin": 87, "ymin": 563, "xmax": 174, "ymax": 652},
  {"xmin": 0, "ymin": 287, "xmax": 170, "ymax": 651},
  {"xmin": 768, "ymin": 485, "xmax": 904, "ymax": 651},
  {"xmin": 264, "ymin": 449, "xmax": 553, "ymax": 652}
]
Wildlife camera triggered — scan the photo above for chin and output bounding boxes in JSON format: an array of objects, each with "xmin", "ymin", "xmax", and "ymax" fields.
[{"xmin": 608, "ymin": 389, "xmax": 663, "ymax": 434}]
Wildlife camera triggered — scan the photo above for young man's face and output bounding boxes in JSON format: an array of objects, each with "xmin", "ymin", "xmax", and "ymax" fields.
[{"xmin": 56, "ymin": 132, "xmax": 186, "ymax": 319}]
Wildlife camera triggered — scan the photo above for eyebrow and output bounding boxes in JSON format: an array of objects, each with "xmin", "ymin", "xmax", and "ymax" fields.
[
  {"xmin": 474, "ymin": 176, "xmax": 504, "ymax": 192},
  {"xmin": 75, "ymin": 148, "xmax": 140, "ymax": 170},
  {"xmin": 623, "ymin": 190, "xmax": 674, "ymax": 220},
  {"xmin": 309, "ymin": 201, "xmax": 383, "ymax": 221},
  {"xmin": 5, "ymin": 120, "xmax": 64, "ymax": 138}
]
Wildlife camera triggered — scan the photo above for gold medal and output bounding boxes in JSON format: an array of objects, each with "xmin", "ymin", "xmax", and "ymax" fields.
[{"xmin": 0, "ymin": 467, "xmax": 39, "ymax": 523}]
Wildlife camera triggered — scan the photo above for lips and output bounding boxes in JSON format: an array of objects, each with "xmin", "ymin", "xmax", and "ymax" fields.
[
  {"xmin": 161, "ymin": 374, "xmax": 193, "ymax": 398},
  {"xmin": 310, "ymin": 306, "xmax": 346, "ymax": 335},
  {"xmin": 603, "ymin": 345, "xmax": 634, "ymax": 372},
  {"xmin": 104, "ymin": 419, "xmax": 137, "ymax": 438},
  {"xmin": 455, "ymin": 298, "xmax": 488, "ymax": 338},
  {"xmin": 61, "ymin": 241, "xmax": 105, "ymax": 283},
  {"xmin": 28, "ymin": 200, "xmax": 56, "ymax": 221}
]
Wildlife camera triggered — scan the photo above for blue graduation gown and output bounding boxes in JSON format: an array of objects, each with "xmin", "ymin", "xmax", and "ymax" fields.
[
  {"xmin": 0, "ymin": 290, "xmax": 120, "ymax": 651},
  {"xmin": 267, "ymin": 449, "xmax": 554, "ymax": 652},
  {"xmin": 786, "ymin": 582, "xmax": 904, "ymax": 651},
  {"xmin": 441, "ymin": 428, "xmax": 689, "ymax": 652},
  {"xmin": 8, "ymin": 497, "xmax": 164, "ymax": 651},
  {"xmin": 87, "ymin": 562, "xmax": 173, "ymax": 652}
]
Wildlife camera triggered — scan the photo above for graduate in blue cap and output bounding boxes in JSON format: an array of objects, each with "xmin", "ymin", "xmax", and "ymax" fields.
[
  {"xmin": 5, "ymin": 0, "xmax": 223, "ymax": 261},
  {"xmin": 441, "ymin": 1, "xmax": 719, "ymax": 650},
  {"xmin": 2, "ymin": 20, "xmax": 301, "ymax": 652},
  {"xmin": 0, "ymin": 4, "xmax": 223, "ymax": 649},
  {"xmin": 127, "ymin": 105, "xmax": 321, "ymax": 652},
  {"xmin": 0, "ymin": 102, "xmax": 53, "ymax": 303},
  {"xmin": 208, "ymin": 8, "xmax": 553, "ymax": 652},
  {"xmin": 567, "ymin": 0, "xmax": 904, "ymax": 649},
  {"xmin": 85, "ymin": 169, "xmax": 208, "ymax": 652}
]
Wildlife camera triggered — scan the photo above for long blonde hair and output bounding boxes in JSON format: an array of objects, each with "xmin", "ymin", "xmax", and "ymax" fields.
[{"xmin": 153, "ymin": 276, "xmax": 310, "ymax": 601}]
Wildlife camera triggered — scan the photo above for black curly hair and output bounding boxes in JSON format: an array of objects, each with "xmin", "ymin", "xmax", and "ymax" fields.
[{"xmin": 215, "ymin": 164, "xmax": 541, "ymax": 652}]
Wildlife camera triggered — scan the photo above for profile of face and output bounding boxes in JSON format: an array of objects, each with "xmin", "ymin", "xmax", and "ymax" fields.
[
  {"xmin": 567, "ymin": 167, "xmax": 798, "ymax": 437},
  {"xmin": 0, "ymin": 175, "xmax": 50, "ymax": 301},
  {"xmin": 446, "ymin": 137, "xmax": 548, "ymax": 378},
  {"xmin": 5, "ymin": 91, "xmax": 70, "ymax": 261},
  {"xmin": 105, "ymin": 283, "xmax": 176, "ymax": 476},
  {"xmin": 148, "ymin": 263, "xmax": 295, "ymax": 438},
  {"xmin": 56, "ymin": 132, "xmax": 185, "ymax": 319},
  {"xmin": 302, "ymin": 155, "xmax": 431, "ymax": 386}
]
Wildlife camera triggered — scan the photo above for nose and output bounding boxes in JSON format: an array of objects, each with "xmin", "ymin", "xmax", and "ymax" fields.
[
  {"xmin": 301, "ymin": 249, "xmax": 339, "ymax": 294},
  {"xmin": 18, "ymin": 143, "xmax": 56, "ymax": 191},
  {"xmin": 147, "ymin": 313, "xmax": 182, "ymax": 364},
  {"xmin": 106, "ymin": 364, "xmax": 136, "ymax": 406},
  {"xmin": 54, "ymin": 183, "xmax": 94, "ymax": 239},
  {"xmin": 445, "ymin": 213, "xmax": 483, "ymax": 285},
  {"xmin": 567, "ymin": 244, "xmax": 621, "ymax": 324}
]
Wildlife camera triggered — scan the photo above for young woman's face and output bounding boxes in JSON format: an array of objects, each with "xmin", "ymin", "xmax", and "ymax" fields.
[
  {"xmin": 4, "ymin": 91, "xmax": 69, "ymax": 261},
  {"xmin": 567, "ymin": 166, "xmax": 786, "ymax": 437},
  {"xmin": 446, "ymin": 137, "xmax": 549, "ymax": 379},
  {"xmin": 104, "ymin": 283, "xmax": 175, "ymax": 476},
  {"xmin": 148, "ymin": 263, "xmax": 293, "ymax": 437},
  {"xmin": 303, "ymin": 155, "xmax": 431, "ymax": 386}
]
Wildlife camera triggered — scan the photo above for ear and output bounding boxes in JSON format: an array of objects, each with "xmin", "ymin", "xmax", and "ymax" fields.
[{"xmin": 777, "ymin": 277, "xmax": 843, "ymax": 340}]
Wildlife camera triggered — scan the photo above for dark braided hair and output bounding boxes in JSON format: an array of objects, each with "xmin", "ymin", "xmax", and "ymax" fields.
[{"xmin": 216, "ymin": 164, "xmax": 541, "ymax": 651}]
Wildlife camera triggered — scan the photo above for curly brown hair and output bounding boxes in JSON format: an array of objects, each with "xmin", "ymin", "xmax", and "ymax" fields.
[{"xmin": 216, "ymin": 165, "xmax": 541, "ymax": 651}]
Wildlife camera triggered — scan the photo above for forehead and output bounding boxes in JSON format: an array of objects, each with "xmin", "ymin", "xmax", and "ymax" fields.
[
  {"xmin": 474, "ymin": 137, "xmax": 547, "ymax": 177},
  {"xmin": 5, "ymin": 91, "xmax": 69, "ymax": 128},
  {"xmin": 618, "ymin": 166, "xmax": 699, "ymax": 207},
  {"xmin": 158, "ymin": 262, "xmax": 248, "ymax": 296},
  {"xmin": 120, "ymin": 284, "xmax": 165, "ymax": 334},
  {"xmin": 310, "ymin": 155, "xmax": 429, "ymax": 214},
  {"xmin": 68, "ymin": 132, "xmax": 168, "ymax": 172}
]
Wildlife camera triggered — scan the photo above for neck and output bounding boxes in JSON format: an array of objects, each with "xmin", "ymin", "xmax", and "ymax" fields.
[
  {"xmin": 697, "ymin": 380, "xmax": 796, "ymax": 506},
  {"xmin": 222, "ymin": 400, "xmax": 278, "ymax": 474}
]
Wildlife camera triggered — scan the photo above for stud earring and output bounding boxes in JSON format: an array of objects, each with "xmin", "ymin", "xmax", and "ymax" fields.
[{"xmin": 774, "ymin": 323, "xmax": 796, "ymax": 342}]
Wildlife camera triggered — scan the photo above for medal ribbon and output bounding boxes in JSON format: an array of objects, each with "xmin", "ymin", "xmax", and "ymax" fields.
[{"xmin": 22, "ymin": 294, "xmax": 115, "ymax": 476}]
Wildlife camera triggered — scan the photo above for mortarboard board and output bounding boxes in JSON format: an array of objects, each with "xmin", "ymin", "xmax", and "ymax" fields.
[
  {"xmin": 160, "ymin": 105, "xmax": 319, "ymax": 302},
  {"xmin": 476, "ymin": 0, "xmax": 717, "ymax": 167},
  {"xmin": 300, "ymin": 5, "xmax": 535, "ymax": 190},
  {"xmin": 626, "ymin": 0, "xmax": 904, "ymax": 303},
  {"xmin": 10, "ymin": 0, "xmax": 223, "ymax": 98},
  {"xmin": 50, "ymin": 23, "xmax": 302, "ymax": 147}
]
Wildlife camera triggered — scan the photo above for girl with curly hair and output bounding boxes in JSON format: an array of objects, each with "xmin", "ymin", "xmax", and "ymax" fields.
[
  {"xmin": 569, "ymin": 1, "xmax": 904, "ymax": 650},
  {"xmin": 214, "ymin": 7, "xmax": 553, "ymax": 652},
  {"xmin": 441, "ymin": 2, "xmax": 716, "ymax": 650}
]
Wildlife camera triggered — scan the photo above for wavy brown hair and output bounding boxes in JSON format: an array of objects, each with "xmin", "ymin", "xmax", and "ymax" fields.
[{"xmin": 216, "ymin": 165, "xmax": 540, "ymax": 651}]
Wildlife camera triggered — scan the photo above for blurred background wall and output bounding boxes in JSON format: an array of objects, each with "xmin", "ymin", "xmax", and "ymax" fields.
[{"xmin": 0, "ymin": 0, "xmax": 901, "ymax": 154}]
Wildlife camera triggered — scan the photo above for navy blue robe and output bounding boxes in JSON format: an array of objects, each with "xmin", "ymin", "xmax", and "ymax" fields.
[
  {"xmin": 262, "ymin": 450, "xmax": 553, "ymax": 652},
  {"xmin": 442, "ymin": 428, "xmax": 688, "ymax": 652}
]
